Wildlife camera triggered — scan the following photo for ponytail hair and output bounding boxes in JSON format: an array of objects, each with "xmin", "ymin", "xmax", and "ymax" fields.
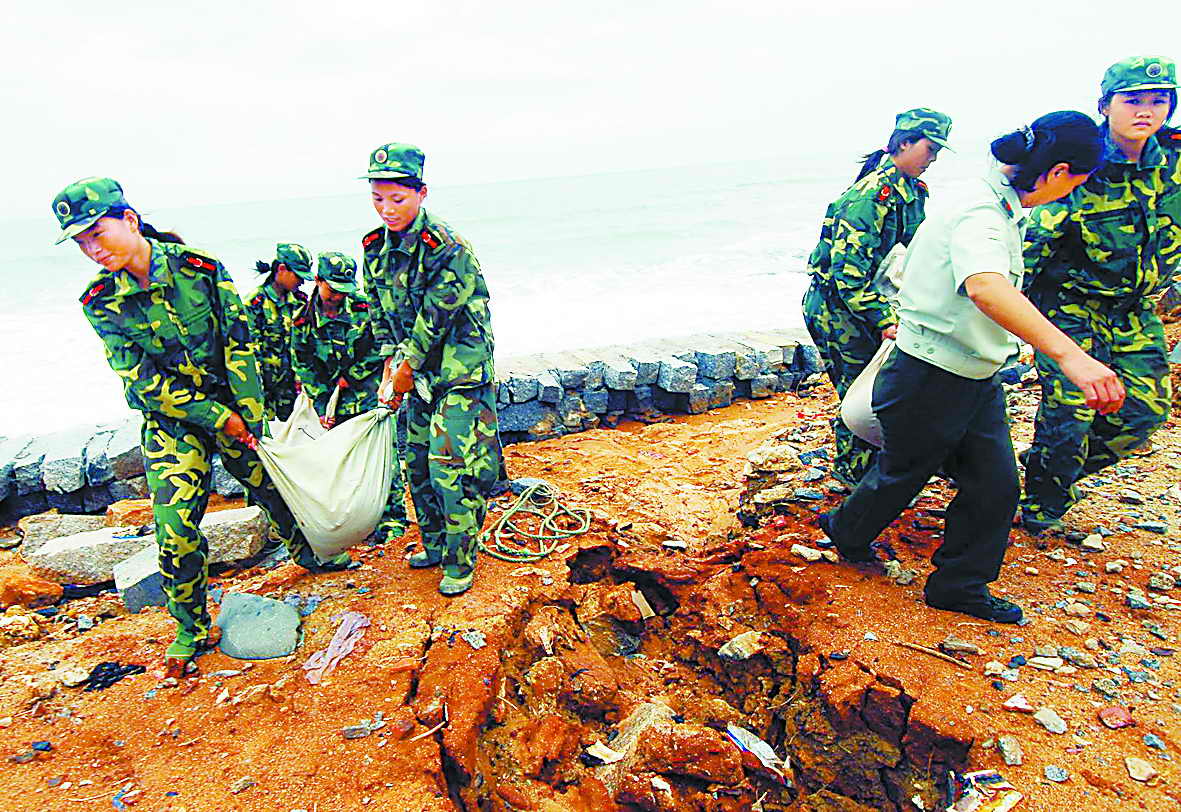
[
  {"xmin": 855, "ymin": 128, "xmax": 927, "ymax": 181},
  {"xmin": 105, "ymin": 204, "xmax": 185, "ymax": 244},
  {"xmin": 990, "ymin": 111, "xmax": 1103, "ymax": 192}
]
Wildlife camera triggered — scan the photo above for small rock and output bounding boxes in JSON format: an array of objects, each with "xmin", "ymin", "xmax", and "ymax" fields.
[
  {"xmin": 1106, "ymin": 560, "xmax": 1128, "ymax": 574},
  {"xmin": 662, "ymin": 539, "xmax": 688, "ymax": 550},
  {"xmin": 1127, "ymin": 594, "xmax": 1152, "ymax": 610},
  {"xmin": 1029, "ymin": 656, "xmax": 1065, "ymax": 671},
  {"xmin": 1125, "ymin": 756, "xmax": 1158, "ymax": 783},
  {"xmin": 1002, "ymin": 694, "xmax": 1035, "ymax": 713},
  {"xmin": 984, "ymin": 661, "xmax": 1006, "ymax": 676},
  {"xmin": 1134, "ymin": 521, "xmax": 1169, "ymax": 534},
  {"xmin": 792, "ymin": 488, "xmax": 825, "ymax": 501},
  {"xmin": 1147, "ymin": 573, "xmax": 1176, "ymax": 591},
  {"xmin": 1043, "ymin": 765, "xmax": 1069, "ymax": 783},
  {"xmin": 790, "ymin": 544, "xmax": 824, "ymax": 563},
  {"xmin": 1033, "ymin": 707, "xmax": 1068, "ymax": 734},
  {"xmin": 1064, "ymin": 603, "xmax": 1091, "ymax": 617},
  {"xmin": 342, "ymin": 724, "xmax": 372, "ymax": 740},
  {"xmin": 75, "ymin": 615, "xmax": 94, "ymax": 631},
  {"xmin": 997, "ymin": 735, "xmax": 1023, "ymax": 766},
  {"xmin": 1143, "ymin": 733, "xmax": 1166, "ymax": 750},
  {"xmin": 940, "ymin": 634, "xmax": 981, "ymax": 656},
  {"xmin": 1080, "ymin": 535, "xmax": 1106, "ymax": 552},
  {"xmin": 229, "ymin": 776, "xmax": 256, "ymax": 794},
  {"xmin": 56, "ymin": 668, "xmax": 89, "ymax": 688},
  {"xmin": 1063, "ymin": 620, "xmax": 1091, "ymax": 635},
  {"xmin": 718, "ymin": 630, "xmax": 765, "ymax": 661},
  {"xmin": 1118, "ymin": 489, "xmax": 1144, "ymax": 505},
  {"xmin": 1098, "ymin": 706, "xmax": 1135, "ymax": 729}
]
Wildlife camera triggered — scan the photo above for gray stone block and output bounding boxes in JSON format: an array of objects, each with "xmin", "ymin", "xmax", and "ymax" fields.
[
  {"xmin": 535, "ymin": 371, "xmax": 562, "ymax": 403},
  {"xmin": 0, "ymin": 435, "xmax": 34, "ymax": 504},
  {"xmin": 1, "ymin": 492, "xmax": 49, "ymax": 524},
  {"xmin": 632, "ymin": 385, "xmax": 655, "ymax": 411},
  {"xmin": 42, "ymin": 424, "xmax": 103, "ymax": 494},
  {"xmin": 791, "ymin": 343, "xmax": 823, "ymax": 376},
  {"xmin": 590, "ymin": 357, "xmax": 637, "ymax": 391},
  {"xmin": 84, "ymin": 430, "xmax": 116, "ymax": 486},
  {"xmin": 547, "ymin": 352, "xmax": 592, "ymax": 389},
  {"xmin": 750, "ymin": 374, "xmax": 780, "ymax": 399},
  {"xmin": 113, "ymin": 546, "xmax": 166, "ymax": 613},
  {"xmin": 656, "ymin": 357, "xmax": 697, "ymax": 393},
  {"xmin": 498, "ymin": 401, "xmax": 562, "ymax": 435},
  {"xmin": 582, "ymin": 389, "xmax": 610, "ymax": 414},
  {"xmin": 708, "ymin": 381, "xmax": 734, "ymax": 410},
  {"xmin": 47, "ymin": 490, "xmax": 86, "ymax": 513},
  {"xmin": 12, "ymin": 437, "xmax": 48, "ymax": 496},
  {"xmin": 1160, "ymin": 282, "xmax": 1181, "ymax": 313},
  {"xmin": 24, "ymin": 505, "xmax": 267, "ymax": 584},
  {"xmin": 734, "ymin": 335, "xmax": 786, "ymax": 369},
  {"xmin": 687, "ymin": 384, "xmax": 711, "ymax": 414},
  {"xmin": 507, "ymin": 376, "xmax": 540, "ymax": 403},
  {"xmin": 216, "ymin": 592, "xmax": 301, "ymax": 660},
  {"xmin": 496, "ymin": 382, "xmax": 511, "ymax": 408},
  {"xmin": 558, "ymin": 393, "xmax": 590, "ymax": 428},
  {"xmin": 82, "ymin": 485, "xmax": 114, "ymax": 514},
  {"xmin": 107, "ymin": 476, "xmax": 149, "ymax": 501},
  {"xmin": 17, "ymin": 513, "xmax": 107, "ymax": 557},
  {"xmin": 212, "ymin": 455, "xmax": 245, "ymax": 498},
  {"xmin": 675, "ymin": 347, "xmax": 736, "ymax": 381},
  {"xmin": 107, "ymin": 417, "xmax": 145, "ymax": 481}
]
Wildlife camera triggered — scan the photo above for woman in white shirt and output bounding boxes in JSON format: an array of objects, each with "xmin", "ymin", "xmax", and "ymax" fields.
[{"xmin": 818, "ymin": 111, "xmax": 1125, "ymax": 624}]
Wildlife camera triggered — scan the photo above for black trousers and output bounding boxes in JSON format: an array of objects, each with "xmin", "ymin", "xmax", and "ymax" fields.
[{"xmin": 825, "ymin": 348, "xmax": 1018, "ymax": 601}]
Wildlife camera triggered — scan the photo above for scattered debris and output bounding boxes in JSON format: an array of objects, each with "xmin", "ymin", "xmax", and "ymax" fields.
[{"xmin": 302, "ymin": 611, "xmax": 369, "ymax": 685}]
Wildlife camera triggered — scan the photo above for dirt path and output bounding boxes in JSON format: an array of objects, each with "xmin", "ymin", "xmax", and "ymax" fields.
[{"xmin": 0, "ymin": 338, "xmax": 1179, "ymax": 810}]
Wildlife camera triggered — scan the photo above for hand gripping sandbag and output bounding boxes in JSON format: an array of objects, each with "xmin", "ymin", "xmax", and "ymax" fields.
[
  {"xmin": 257, "ymin": 405, "xmax": 394, "ymax": 561},
  {"xmin": 839, "ymin": 340, "xmax": 894, "ymax": 448}
]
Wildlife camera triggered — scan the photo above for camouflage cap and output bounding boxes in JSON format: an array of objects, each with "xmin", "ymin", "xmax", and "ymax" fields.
[
  {"xmin": 894, "ymin": 108, "xmax": 953, "ymax": 149},
  {"xmin": 360, "ymin": 142, "xmax": 425, "ymax": 181},
  {"xmin": 316, "ymin": 251, "xmax": 359, "ymax": 294},
  {"xmin": 274, "ymin": 242, "xmax": 315, "ymax": 281},
  {"xmin": 51, "ymin": 177, "xmax": 129, "ymax": 245},
  {"xmin": 1101, "ymin": 56, "xmax": 1177, "ymax": 96}
]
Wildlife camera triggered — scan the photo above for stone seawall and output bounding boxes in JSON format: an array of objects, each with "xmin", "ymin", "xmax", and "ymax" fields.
[{"xmin": 0, "ymin": 329, "xmax": 820, "ymax": 524}]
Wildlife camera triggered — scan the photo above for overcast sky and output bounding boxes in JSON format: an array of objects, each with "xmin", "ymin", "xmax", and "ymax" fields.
[{"xmin": 5, "ymin": 1, "xmax": 1180, "ymax": 219}]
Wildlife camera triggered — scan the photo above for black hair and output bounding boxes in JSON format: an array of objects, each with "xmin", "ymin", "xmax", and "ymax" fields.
[
  {"xmin": 255, "ymin": 259, "xmax": 277, "ymax": 285},
  {"xmin": 105, "ymin": 205, "xmax": 185, "ymax": 244},
  {"xmin": 855, "ymin": 129, "xmax": 930, "ymax": 181},
  {"xmin": 990, "ymin": 111, "xmax": 1103, "ymax": 192},
  {"xmin": 371, "ymin": 177, "xmax": 425, "ymax": 191}
]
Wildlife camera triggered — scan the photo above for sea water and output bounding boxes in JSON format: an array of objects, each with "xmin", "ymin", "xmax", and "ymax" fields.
[{"xmin": 1, "ymin": 152, "xmax": 976, "ymax": 435}]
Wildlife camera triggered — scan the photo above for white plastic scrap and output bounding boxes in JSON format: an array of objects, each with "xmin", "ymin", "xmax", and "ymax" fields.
[{"xmin": 725, "ymin": 723, "xmax": 791, "ymax": 786}]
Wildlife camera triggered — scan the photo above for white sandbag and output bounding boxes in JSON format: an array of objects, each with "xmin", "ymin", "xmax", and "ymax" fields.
[
  {"xmin": 267, "ymin": 387, "xmax": 341, "ymax": 445},
  {"xmin": 257, "ymin": 403, "xmax": 394, "ymax": 561},
  {"xmin": 840, "ymin": 340, "xmax": 894, "ymax": 448}
]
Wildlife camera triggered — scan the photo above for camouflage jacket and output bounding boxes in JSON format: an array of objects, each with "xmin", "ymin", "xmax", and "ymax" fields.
[
  {"xmin": 361, "ymin": 209, "xmax": 495, "ymax": 397},
  {"xmin": 1025, "ymin": 129, "xmax": 1181, "ymax": 305},
  {"xmin": 806, "ymin": 157, "xmax": 928, "ymax": 330},
  {"xmin": 290, "ymin": 293, "xmax": 383, "ymax": 417},
  {"xmin": 80, "ymin": 240, "xmax": 267, "ymax": 436},
  {"xmin": 244, "ymin": 282, "xmax": 305, "ymax": 400}
]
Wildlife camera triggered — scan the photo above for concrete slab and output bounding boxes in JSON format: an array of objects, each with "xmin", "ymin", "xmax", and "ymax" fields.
[{"xmin": 113, "ymin": 546, "xmax": 166, "ymax": 613}]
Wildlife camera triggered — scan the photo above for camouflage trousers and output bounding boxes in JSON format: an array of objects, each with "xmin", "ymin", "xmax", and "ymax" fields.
[
  {"xmin": 404, "ymin": 383, "xmax": 501, "ymax": 579},
  {"xmin": 802, "ymin": 282, "xmax": 882, "ymax": 484},
  {"xmin": 141, "ymin": 413, "xmax": 318, "ymax": 657},
  {"xmin": 260, "ymin": 362, "xmax": 297, "ymax": 422},
  {"xmin": 1021, "ymin": 291, "xmax": 1172, "ymax": 530}
]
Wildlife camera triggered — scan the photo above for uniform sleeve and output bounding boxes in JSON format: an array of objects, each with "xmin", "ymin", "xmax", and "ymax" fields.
[
  {"xmin": 361, "ymin": 253, "xmax": 395, "ymax": 356},
  {"xmin": 398, "ymin": 248, "xmax": 479, "ymax": 370},
  {"xmin": 827, "ymin": 195, "xmax": 896, "ymax": 330},
  {"xmin": 210, "ymin": 266, "xmax": 267, "ymax": 431},
  {"xmin": 84, "ymin": 309, "xmax": 233, "ymax": 433},
  {"xmin": 949, "ymin": 206, "xmax": 1015, "ymax": 293},
  {"xmin": 1021, "ymin": 202, "xmax": 1070, "ymax": 290}
]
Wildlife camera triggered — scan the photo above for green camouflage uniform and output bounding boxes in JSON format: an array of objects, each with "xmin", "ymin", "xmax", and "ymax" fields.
[
  {"xmin": 360, "ymin": 143, "xmax": 501, "ymax": 586},
  {"xmin": 245, "ymin": 243, "xmax": 312, "ymax": 421},
  {"xmin": 291, "ymin": 251, "xmax": 409, "ymax": 538},
  {"xmin": 1021, "ymin": 57, "xmax": 1181, "ymax": 531},
  {"xmin": 54, "ymin": 177, "xmax": 323, "ymax": 659},
  {"xmin": 802, "ymin": 108, "xmax": 952, "ymax": 484}
]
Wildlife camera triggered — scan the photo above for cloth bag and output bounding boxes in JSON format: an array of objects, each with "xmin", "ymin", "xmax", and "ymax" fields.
[
  {"xmin": 840, "ymin": 340, "xmax": 895, "ymax": 448},
  {"xmin": 258, "ymin": 388, "xmax": 393, "ymax": 561}
]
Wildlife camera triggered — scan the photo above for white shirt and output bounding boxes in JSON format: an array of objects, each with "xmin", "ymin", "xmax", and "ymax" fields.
[{"xmin": 894, "ymin": 168, "xmax": 1027, "ymax": 379}]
